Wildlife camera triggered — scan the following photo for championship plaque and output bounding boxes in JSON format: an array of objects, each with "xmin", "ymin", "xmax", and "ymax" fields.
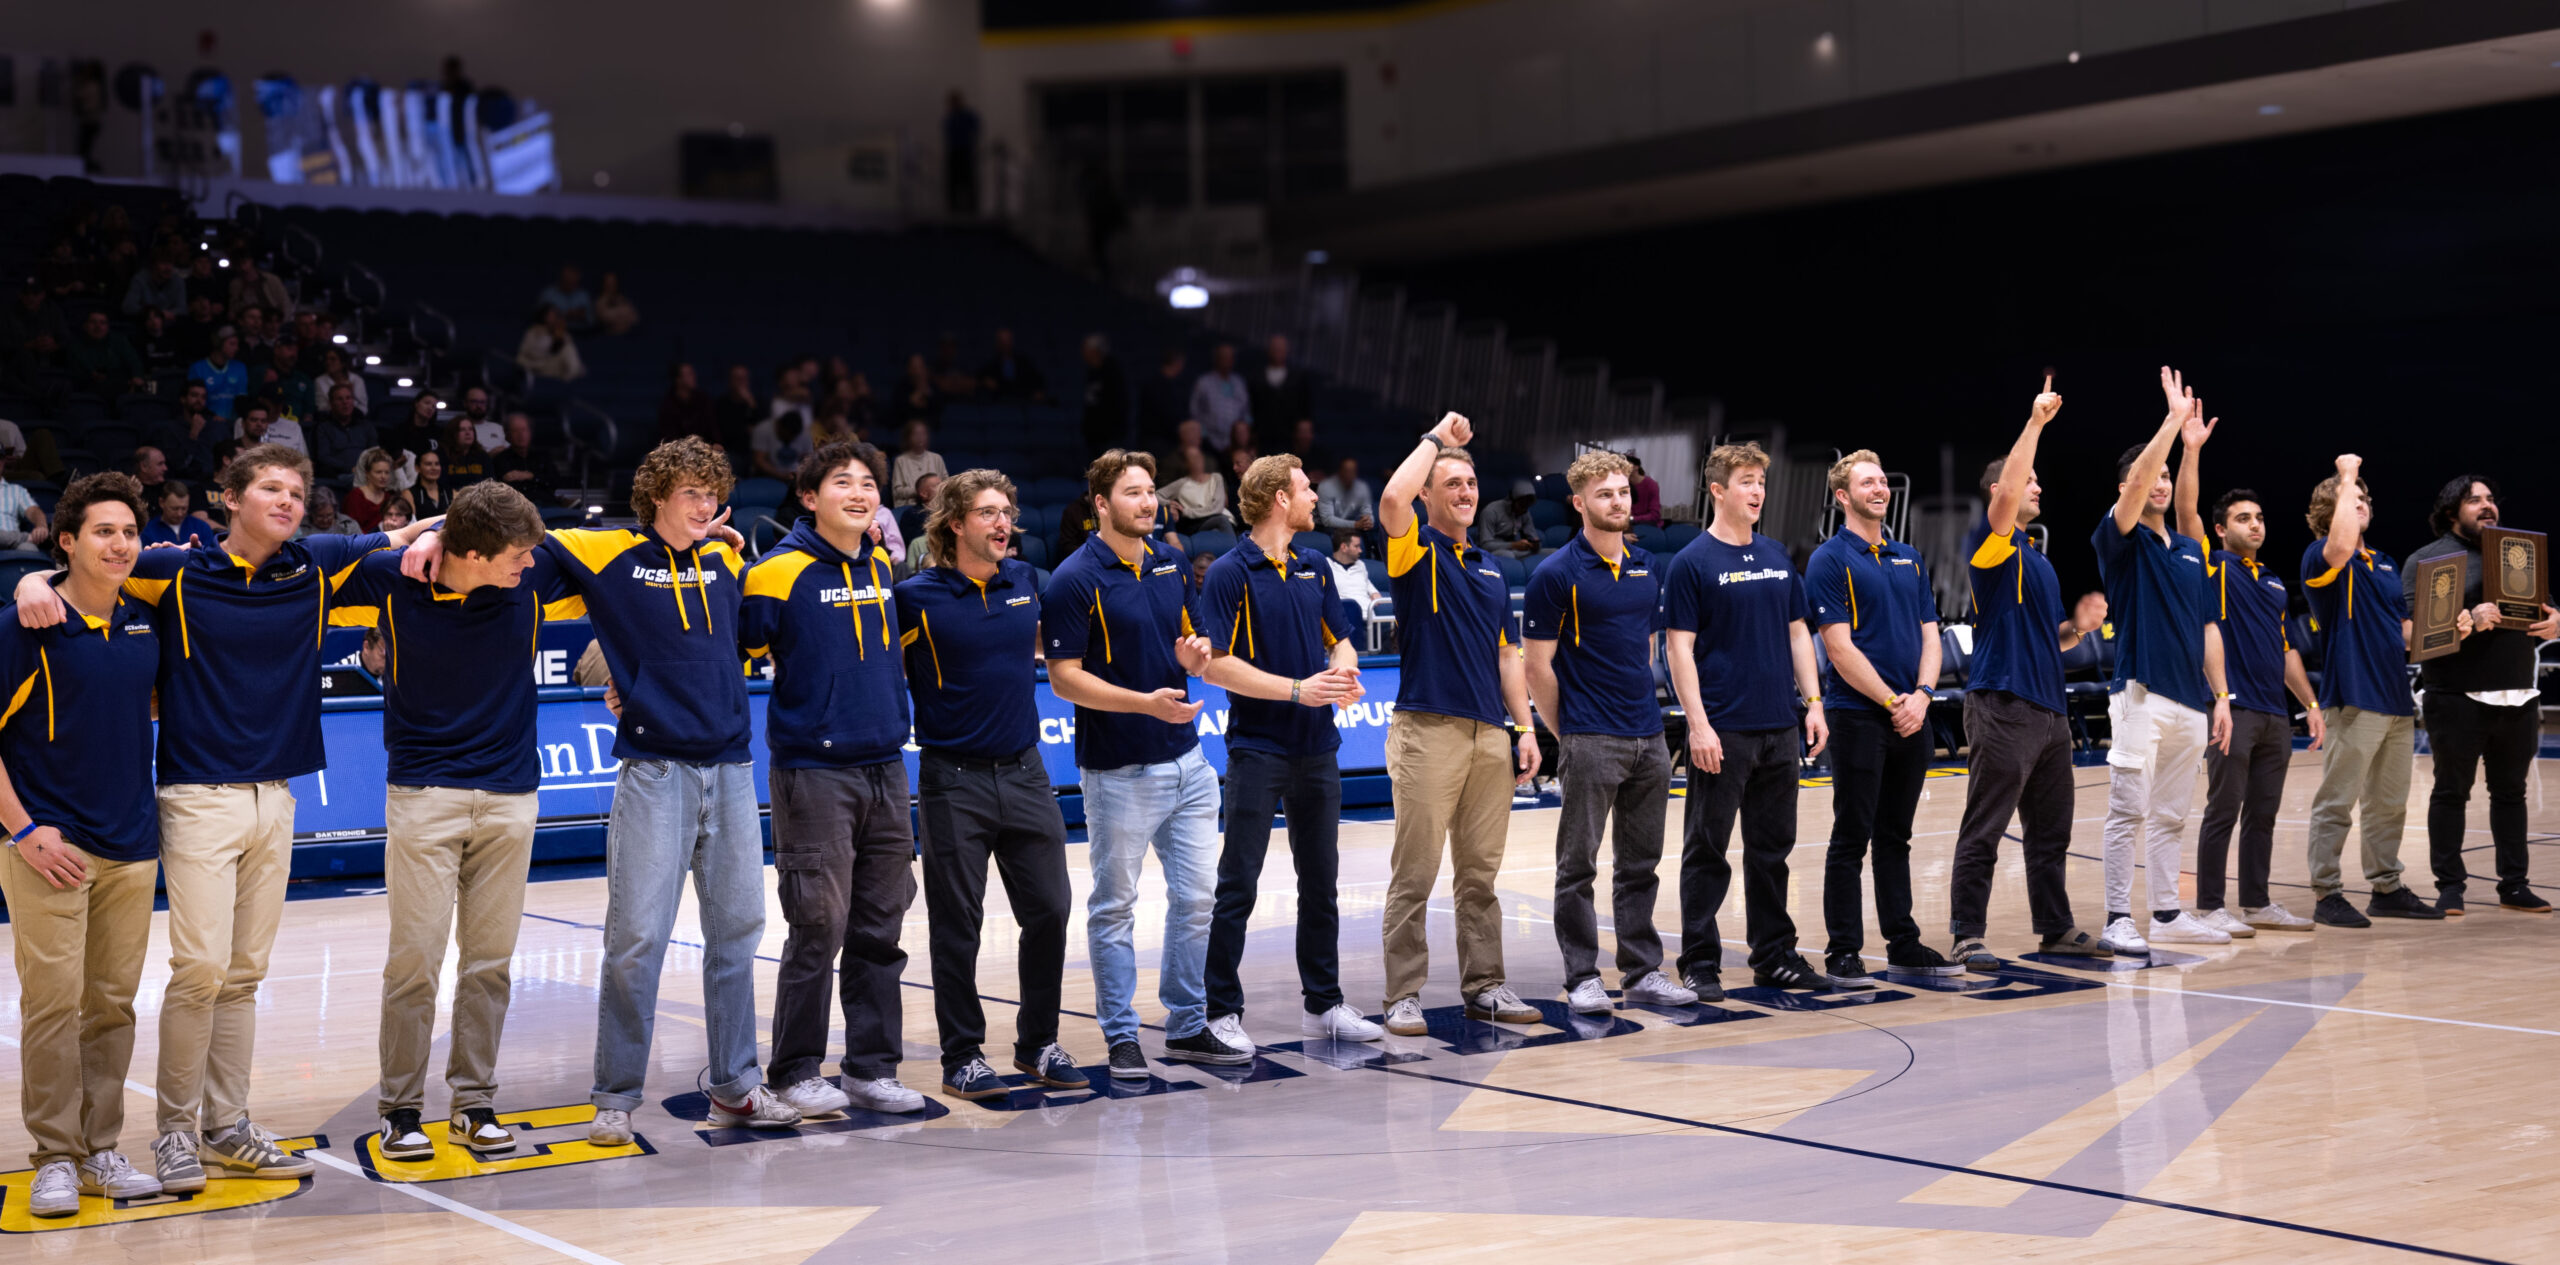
[
  {"xmin": 2481, "ymin": 527, "xmax": 2548, "ymax": 630},
  {"xmin": 2410, "ymin": 553, "xmax": 2465, "ymax": 662}
]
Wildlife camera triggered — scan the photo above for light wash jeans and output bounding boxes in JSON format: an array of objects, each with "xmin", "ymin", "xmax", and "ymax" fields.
[
  {"xmin": 1082, "ymin": 747, "xmax": 1221, "ymax": 1046},
  {"xmin": 592, "ymin": 759, "xmax": 767, "ymax": 1112}
]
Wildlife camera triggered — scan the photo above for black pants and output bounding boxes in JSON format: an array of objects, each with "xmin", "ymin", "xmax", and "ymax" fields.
[
  {"xmin": 1948, "ymin": 690, "xmax": 2078, "ymax": 939},
  {"xmin": 916, "ymin": 747, "xmax": 1073, "ymax": 1070},
  {"xmin": 1823, "ymin": 705, "xmax": 1929, "ymax": 956},
  {"xmin": 2423, "ymin": 692, "xmax": 2538, "ymax": 896},
  {"xmin": 768, "ymin": 762, "xmax": 916, "ymax": 1085},
  {"xmin": 1678, "ymin": 726, "xmax": 1800, "ymax": 977},
  {"xmin": 1206, "ymin": 748, "xmax": 1344, "ymax": 1019},
  {"xmin": 2197, "ymin": 706, "xmax": 2291, "ymax": 911},
  {"xmin": 1553, "ymin": 732, "xmax": 1673, "ymax": 988}
]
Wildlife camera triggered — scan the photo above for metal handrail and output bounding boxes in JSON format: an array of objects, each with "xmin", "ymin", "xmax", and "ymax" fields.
[
  {"xmin": 410, "ymin": 301, "xmax": 456, "ymax": 351},
  {"xmin": 560, "ymin": 399, "xmax": 619, "ymax": 495},
  {"xmin": 342, "ymin": 260, "xmax": 387, "ymax": 311},
  {"xmin": 281, "ymin": 224, "xmax": 323, "ymax": 273}
]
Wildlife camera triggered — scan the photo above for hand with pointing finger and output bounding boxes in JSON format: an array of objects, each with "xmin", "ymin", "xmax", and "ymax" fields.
[{"xmin": 2029, "ymin": 373, "xmax": 2063, "ymax": 426}]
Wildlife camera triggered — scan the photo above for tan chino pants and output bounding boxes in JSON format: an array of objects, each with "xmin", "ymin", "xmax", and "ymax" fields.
[
  {"xmin": 154, "ymin": 781, "xmax": 295, "ymax": 1136},
  {"xmin": 0, "ymin": 843, "xmax": 157, "ymax": 1167},
  {"xmin": 1382, "ymin": 710, "xmax": 1515, "ymax": 1005}
]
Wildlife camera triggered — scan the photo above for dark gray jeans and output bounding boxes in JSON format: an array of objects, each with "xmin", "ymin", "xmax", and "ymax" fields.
[
  {"xmin": 1552, "ymin": 731, "xmax": 1672, "ymax": 989},
  {"xmin": 768, "ymin": 762, "xmax": 916, "ymax": 1085}
]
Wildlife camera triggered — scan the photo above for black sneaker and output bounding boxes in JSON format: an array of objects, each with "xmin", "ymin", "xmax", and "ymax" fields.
[
  {"xmin": 1822, "ymin": 952, "xmax": 1876, "ymax": 990},
  {"xmin": 1751, "ymin": 954, "xmax": 1833, "ymax": 991},
  {"xmin": 1160, "ymin": 1027, "xmax": 1252, "ymax": 1066},
  {"xmin": 2435, "ymin": 888, "xmax": 2466, "ymax": 917},
  {"xmin": 940, "ymin": 1058, "xmax": 1009, "ymax": 1100},
  {"xmin": 1107, "ymin": 1040, "xmax": 1149, "ymax": 1082},
  {"xmin": 1887, "ymin": 941, "xmax": 1965, "ymax": 977},
  {"xmin": 2037, "ymin": 927, "xmax": 2114, "ymax": 957},
  {"xmin": 2498, "ymin": 885, "xmax": 2551, "ymax": 913},
  {"xmin": 2314, "ymin": 893, "xmax": 2371, "ymax": 927},
  {"xmin": 2366, "ymin": 886, "xmax": 2444, "ymax": 921},
  {"xmin": 1012, "ymin": 1042, "xmax": 1090, "ymax": 1090},
  {"xmin": 378, "ymin": 1109, "xmax": 433, "ymax": 1162},
  {"xmin": 1681, "ymin": 971, "xmax": 1725, "ymax": 1003},
  {"xmin": 1950, "ymin": 938, "xmax": 2001, "ymax": 973}
]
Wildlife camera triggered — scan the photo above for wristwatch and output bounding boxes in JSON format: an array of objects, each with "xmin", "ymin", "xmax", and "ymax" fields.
[
  {"xmin": 1422, "ymin": 433, "xmax": 1446, "ymax": 450},
  {"xmin": 1290, "ymin": 678, "xmax": 1303, "ymax": 705}
]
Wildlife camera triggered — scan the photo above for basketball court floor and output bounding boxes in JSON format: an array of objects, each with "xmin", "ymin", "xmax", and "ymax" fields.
[{"xmin": 1, "ymin": 744, "xmax": 2553, "ymax": 1263}]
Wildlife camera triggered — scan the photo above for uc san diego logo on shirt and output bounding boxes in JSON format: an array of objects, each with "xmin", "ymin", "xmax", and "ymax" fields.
[{"xmin": 1717, "ymin": 567, "xmax": 1790, "ymax": 586}]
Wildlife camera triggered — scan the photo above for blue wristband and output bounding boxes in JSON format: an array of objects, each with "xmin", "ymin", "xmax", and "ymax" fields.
[{"xmin": 9, "ymin": 821, "xmax": 36, "ymax": 844}]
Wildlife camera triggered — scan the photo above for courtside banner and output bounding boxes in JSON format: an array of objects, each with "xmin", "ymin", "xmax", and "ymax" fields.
[{"xmin": 291, "ymin": 664, "xmax": 1403, "ymax": 842}]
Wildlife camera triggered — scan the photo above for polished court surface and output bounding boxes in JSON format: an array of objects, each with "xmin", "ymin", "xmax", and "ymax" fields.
[{"xmin": 1, "ymin": 744, "xmax": 2554, "ymax": 1263}]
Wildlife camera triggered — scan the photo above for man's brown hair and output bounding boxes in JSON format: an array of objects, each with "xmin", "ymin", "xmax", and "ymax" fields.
[
  {"xmin": 2305, "ymin": 474, "xmax": 2370, "ymax": 535},
  {"xmin": 1566, "ymin": 449, "xmax": 1633, "ymax": 496},
  {"xmin": 630, "ymin": 435, "xmax": 735, "ymax": 526},
  {"xmin": 1085, "ymin": 448, "xmax": 1159, "ymax": 508},
  {"xmin": 216, "ymin": 442, "xmax": 312, "ymax": 502},
  {"xmin": 1979, "ymin": 457, "xmax": 2007, "ymax": 499},
  {"xmin": 49, "ymin": 472, "xmax": 146, "ymax": 568},
  {"xmin": 1828, "ymin": 448, "xmax": 1882, "ymax": 496},
  {"xmin": 1706, "ymin": 441, "xmax": 1770, "ymax": 495},
  {"xmin": 443, "ymin": 481, "xmax": 548, "ymax": 561},
  {"xmin": 924, "ymin": 468, "xmax": 1018, "ymax": 569},
  {"xmin": 1237, "ymin": 453, "xmax": 1302, "ymax": 526}
]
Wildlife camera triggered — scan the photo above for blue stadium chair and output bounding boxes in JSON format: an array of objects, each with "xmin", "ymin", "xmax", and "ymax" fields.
[
  {"xmin": 1015, "ymin": 535, "xmax": 1050, "ymax": 568},
  {"xmin": 1031, "ymin": 566, "xmax": 1052, "ymax": 595},
  {"xmin": 1187, "ymin": 528, "xmax": 1238, "ymax": 557},
  {"xmin": 1631, "ymin": 524, "xmax": 1669, "ymax": 552},
  {"xmin": 1533, "ymin": 472, "xmax": 1571, "ymax": 501},
  {"xmin": 749, "ymin": 514, "xmax": 791, "ymax": 555},
  {"xmin": 1017, "ymin": 504, "xmax": 1057, "ymax": 539},
  {"xmin": 733, "ymin": 477, "xmax": 789, "ymax": 509},
  {"xmin": 1026, "ymin": 477, "xmax": 1084, "ymax": 508},
  {"xmin": 2061, "ymin": 635, "xmax": 2108, "ymax": 750},
  {"xmin": 896, "ymin": 505, "xmax": 928, "ymax": 543},
  {"xmin": 1364, "ymin": 558, "xmax": 1388, "ymax": 592},
  {"xmin": 1529, "ymin": 500, "xmax": 1575, "ymax": 532},
  {"xmin": 1494, "ymin": 553, "xmax": 1529, "ymax": 589},
  {"xmin": 0, "ymin": 551, "xmax": 56, "ymax": 593},
  {"xmin": 1292, "ymin": 530, "xmax": 1332, "ymax": 556},
  {"xmin": 1664, "ymin": 522, "xmax": 1701, "ymax": 552},
  {"xmin": 1539, "ymin": 524, "xmax": 1572, "ymax": 549}
]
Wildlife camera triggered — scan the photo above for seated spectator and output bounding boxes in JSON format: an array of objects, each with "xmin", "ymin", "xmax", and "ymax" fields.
[
  {"xmin": 235, "ymin": 305, "xmax": 276, "ymax": 374},
  {"xmin": 657, "ymin": 362, "xmax": 718, "ymax": 446},
  {"xmin": 909, "ymin": 472, "xmax": 944, "ymax": 527},
  {"xmin": 1250, "ymin": 333, "xmax": 1312, "ymax": 440},
  {"xmin": 592, "ymin": 270, "xmax": 638, "ymax": 335},
  {"xmin": 310, "ymin": 392, "xmax": 380, "ymax": 480},
  {"xmin": 65, "ymin": 309, "xmax": 143, "ymax": 397},
  {"xmin": 187, "ymin": 327, "xmax": 248, "ymax": 419},
  {"xmin": 1224, "ymin": 420, "xmax": 1255, "ymax": 463},
  {"xmin": 714, "ymin": 363, "xmax": 762, "ymax": 463},
  {"xmin": 122, "ymin": 250, "xmax": 186, "ymax": 317},
  {"xmin": 749, "ymin": 411, "xmax": 810, "ymax": 481},
  {"xmin": 807, "ymin": 398, "xmax": 858, "ymax": 451},
  {"xmin": 1281, "ymin": 418, "xmax": 1321, "ymax": 468},
  {"xmin": 1192, "ymin": 550, "xmax": 1215, "ymax": 588},
  {"xmin": 458, "ymin": 384, "xmax": 504, "ymax": 451},
  {"xmin": 1079, "ymin": 333, "xmax": 1128, "ymax": 456},
  {"xmin": 316, "ymin": 346, "xmax": 369, "ymax": 417},
  {"xmin": 230, "ymin": 257, "xmax": 292, "ymax": 322},
  {"xmin": 265, "ymin": 335, "xmax": 315, "ymax": 420},
  {"xmin": 0, "ymin": 455, "xmax": 49, "ymax": 552},
  {"xmin": 1630, "ymin": 456, "xmax": 1663, "ymax": 526},
  {"xmin": 345, "ymin": 447, "xmax": 399, "ymax": 531},
  {"xmin": 34, "ymin": 237, "xmax": 99, "ymax": 301},
  {"xmin": 142, "ymin": 479, "xmax": 219, "ymax": 548},
  {"xmin": 1163, "ymin": 446, "xmax": 1234, "ymax": 536},
  {"xmin": 136, "ymin": 306, "xmax": 183, "ymax": 378},
  {"xmin": 440, "ymin": 418, "xmax": 493, "ymax": 485},
  {"xmin": 379, "ymin": 391, "xmax": 440, "ymax": 473},
  {"xmin": 169, "ymin": 293, "xmax": 220, "ymax": 365},
  {"xmin": 977, "ymin": 327, "xmax": 1048, "ymax": 403},
  {"xmin": 2, "ymin": 281, "xmax": 70, "ymax": 367},
  {"xmin": 409, "ymin": 449, "xmax": 453, "ymax": 518},
  {"xmin": 929, "ymin": 334, "xmax": 976, "ymax": 401},
  {"xmin": 1227, "ymin": 443, "xmax": 1259, "ymax": 487},
  {"xmin": 890, "ymin": 420, "xmax": 948, "ymax": 507},
  {"xmin": 183, "ymin": 253, "xmax": 226, "ymax": 316},
  {"xmin": 236, "ymin": 397, "xmax": 306, "ymax": 457},
  {"xmin": 377, "ymin": 491, "xmax": 415, "ymax": 532},
  {"xmin": 516, "ymin": 305, "xmax": 586, "ymax": 382},
  {"xmin": 1190, "ymin": 343, "xmax": 1249, "ymax": 456},
  {"xmin": 1474, "ymin": 479, "xmax": 1542, "ymax": 557},
  {"xmin": 768, "ymin": 360, "xmax": 813, "ymax": 428},
  {"xmin": 490, "ymin": 412, "xmax": 556, "ymax": 502},
  {"xmin": 829, "ymin": 372, "xmax": 878, "ymax": 442},
  {"xmin": 1136, "ymin": 346, "xmax": 1189, "ymax": 454},
  {"xmin": 300, "ymin": 485, "xmax": 360, "ymax": 538},
  {"xmin": 1328, "ymin": 530, "xmax": 1383, "ymax": 628},
  {"xmin": 1316, "ymin": 457, "xmax": 1376, "ymax": 535},
  {"xmin": 891, "ymin": 353, "xmax": 940, "ymax": 426},
  {"xmin": 538, "ymin": 264, "xmax": 594, "ymax": 330}
]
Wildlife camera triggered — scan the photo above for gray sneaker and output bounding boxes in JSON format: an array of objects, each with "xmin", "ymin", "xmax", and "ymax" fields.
[
  {"xmin": 29, "ymin": 1160, "xmax": 80, "ymax": 1217},
  {"xmin": 1383, "ymin": 997, "xmax": 1427, "ymax": 1036},
  {"xmin": 201, "ymin": 1121, "xmax": 315, "ymax": 1179},
  {"xmin": 78, "ymin": 1149, "xmax": 162, "ymax": 1199},
  {"xmin": 587, "ymin": 1108, "xmax": 634, "ymax": 1146},
  {"xmin": 843, "ymin": 1077, "xmax": 927, "ymax": 1114},
  {"xmin": 1566, "ymin": 979, "xmax": 1614, "ymax": 1014},
  {"xmin": 1622, "ymin": 970, "xmax": 1699, "ymax": 1007},
  {"xmin": 153, "ymin": 1130, "xmax": 208, "ymax": 1193},
  {"xmin": 775, "ymin": 1076, "xmax": 851, "ymax": 1118}
]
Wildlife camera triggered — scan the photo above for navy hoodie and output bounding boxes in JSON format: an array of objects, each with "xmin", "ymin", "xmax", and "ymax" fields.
[
  {"xmin": 541, "ymin": 526, "xmax": 750, "ymax": 763},
  {"xmin": 741, "ymin": 521, "xmax": 910, "ymax": 769}
]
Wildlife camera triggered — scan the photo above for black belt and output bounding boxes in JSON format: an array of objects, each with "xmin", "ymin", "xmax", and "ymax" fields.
[{"xmin": 920, "ymin": 745, "xmax": 1038, "ymax": 772}]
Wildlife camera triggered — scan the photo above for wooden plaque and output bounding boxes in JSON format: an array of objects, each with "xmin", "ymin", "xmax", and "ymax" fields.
[
  {"xmin": 2410, "ymin": 553, "xmax": 2466, "ymax": 662},
  {"xmin": 2481, "ymin": 527, "xmax": 2548, "ymax": 630}
]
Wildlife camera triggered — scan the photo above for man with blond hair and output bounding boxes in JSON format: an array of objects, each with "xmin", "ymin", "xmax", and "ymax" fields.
[
  {"xmin": 1805, "ymin": 449, "xmax": 1956, "ymax": 985},
  {"xmin": 1200, "ymin": 454, "xmax": 1381, "ymax": 1049},
  {"xmin": 1378, "ymin": 412, "xmax": 1542, "ymax": 1034},
  {"xmin": 1526, "ymin": 449, "xmax": 1695, "ymax": 1013}
]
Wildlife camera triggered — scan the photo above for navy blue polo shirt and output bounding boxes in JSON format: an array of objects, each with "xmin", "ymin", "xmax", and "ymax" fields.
[
  {"xmin": 1201, "ymin": 542, "xmax": 1355, "ymax": 756},
  {"xmin": 742, "ymin": 523, "xmax": 910, "ymax": 770},
  {"xmin": 124, "ymin": 530, "xmax": 392, "ymax": 783},
  {"xmin": 1044, "ymin": 533, "xmax": 1202, "ymax": 771},
  {"xmin": 1385, "ymin": 519, "xmax": 1511, "ymax": 727},
  {"xmin": 1664, "ymin": 528, "xmax": 1810, "ymax": 733},
  {"xmin": 0, "ymin": 587, "xmax": 161, "ymax": 861},
  {"xmin": 1805, "ymin": 529, "xmax": 1934, "ymax": 713},
  {"xmin": 2208, "ymin": 551, "xmax": 2292, "ymax": 717},
  {"xmin": 896, "ymin": 560, "xmax": 1043, "ymax": 760},
  {"xmin": 1521, "ymin": 532, "xmax": 1664, "ymax": 737},
  {"xmin": 1963, "ymin": 515, "xmax": 2067, "ymax": 715},
  {"xmin": 2301, "ymin": 538, "xmax": 2412, "ymax": 716},
  {"xmin": 332, "ymin": 549, "xmax": 577, "ymax": 793},
  {"xmin": 2090, "ymin": 512, "xmax": 2213, "ymax": 712}
]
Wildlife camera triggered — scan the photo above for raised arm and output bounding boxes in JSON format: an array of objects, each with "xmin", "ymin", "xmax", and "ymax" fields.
[
  {"xmin": 1379, "ymin": 412, "xmax": 1468, "ymax": 542},
  {"xmin": 1987, "ymin": 377, "xmax": 2062, "ymax": 539},
  {"xmin": 2112, "ymin": 366, "xmax": 2191, "ymax": 535},
  {"xmin": 2321, "ymin": 454, "xmax": 2365, "ymax": 571},
  {"xmin": 2174, "ymin": 396, "xmax": 2216, "ymax": 545}
]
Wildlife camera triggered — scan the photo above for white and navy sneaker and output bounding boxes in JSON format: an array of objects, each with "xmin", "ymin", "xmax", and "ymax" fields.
[
  {"xmin": 1161, "ymin": 1027, "xmax": 1251, "ymax": 1066},
  {"xmin": 1623, "ymin": 970, "xmax": 1699, "ymax": 1007},
  {"xmin": 1566, "ymin": 979, "xmax": 1614, "ymax": 1014},
  {"xmin": 1383, "ymin": 998, "xmax": 1427, "ymax": 1036},
  {"xmin": 379, "ymin": 1109, "xmax": 435, "ymax": 1161},
  {"xmin": 776, "ymin": 1076, "xmax": 852, "ymax": 1118},
  {"xmin": 1207, "ymin": 1013, "xmax": 1256, "ymax": 1059},
  {"xmin": 1300, "ymin": 1003, "xmax": 1385, "ymax": 1042},
  {"xmin": 77, "ymin": 1149, "xmax": 160, "ymax": 1199},
  {"xmin": 943, "ymin": 1058, "xmax": 1011, "ymax": 1099},
  {"xmin": 704, "ymin": 1086, "xmax": 801, "ymax": 1129},
  {"xmin": 844, "ymin": 1077, "xmax": 926, "ymax": 1114}
]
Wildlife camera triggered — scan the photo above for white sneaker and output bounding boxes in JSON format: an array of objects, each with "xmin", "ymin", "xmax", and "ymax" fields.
[
  {"xmin": 2099, "ymin": 915, "xmax": 2150, "ymax": 955},
  {"xmin": 1208, "ymin": 1013, "xmax": 1256, "ymax": 1058},
  {"xmin": 78, "ymin": 1149, "xmax": 161, "ymax": 1199},
  {"xmin": 844, "ymin": 1077, "xmax": 926, "ymax": 1114},
  {"xmin": 2197, "ymin": 907, "xmax": 2256, "ymax": 939},
  {"xmin": 1623, "ymin": 969, "xmax": 1699, "ymax": 1007},
  {"xmin": 1300, "ymin": 1002, "xmax": 1385, "ymax": 1042},
  {"xmin": 588, "ymin": 1108, "xmax": 634, "ymax": 1145},
  {"xmin": 2150, "ymin": 911, "xmax": 2232, "ymax": 945},
  {"xmin": 1566, "ymin": 979, "xmax": 1613, "ymax": 1014},
  {"xmin": 776, "ymin": 1076, "xmax": 851, "ymax": 1118},
  {"xmin": 2242, "ymin": 902, "xmax": 2314, "ymax": 931},
  {"xmin": 29, "ymin": 1160, "xmax": 79, "ymax": 1217},
  {"xmin": 706, "ymin": 1085, "xmax": 802, "ymax": 1129},
  {"xmin": 1383, "ymin": 997, "xmax": 1427, "ymax": 1036}
]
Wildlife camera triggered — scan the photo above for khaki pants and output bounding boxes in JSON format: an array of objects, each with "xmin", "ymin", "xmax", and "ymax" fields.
[
  {"xmin": 1383, "ymin": 710, "xmax": 1514, "ymax": 1005},
  {"xmin": 2305, "ymin": 706, "xmax": 2414, "ymax": 900},
  {"xmin": 378, "ymin": 786, "xmax": 538, "ymax": 1116},
  {"xmin": 155, "ymin": 781, "xmax": 294, "ymax": 1136},
  {"xmin": 0, "ymin": 844, "xmax": 157, "ymax": 1167}
]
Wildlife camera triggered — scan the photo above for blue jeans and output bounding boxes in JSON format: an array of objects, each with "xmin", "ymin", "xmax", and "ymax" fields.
[
  {"xmin": 1082, "ymin": 747, "xmax": 1221, "ymax": 1045},
  {"xmin": 592, "ymin": 759, "xmax": 767, "ymax": 1112}
]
